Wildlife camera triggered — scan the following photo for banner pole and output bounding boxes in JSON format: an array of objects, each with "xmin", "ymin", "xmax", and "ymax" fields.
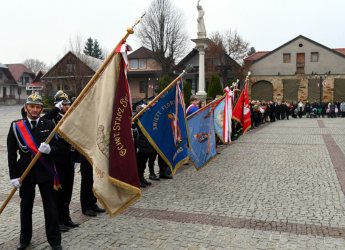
[
  {"xmin": 0, "ymin": 15, "xmax": 146, "ymax": 216},
  {"xmin": 132, "ymin": 64, "xmax": 193, "ymax": 122}
]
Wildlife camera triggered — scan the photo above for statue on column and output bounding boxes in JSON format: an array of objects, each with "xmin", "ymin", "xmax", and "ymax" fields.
[{"xmin": 197, "ymin": 0, "xmax": 206, "ymax": 39}]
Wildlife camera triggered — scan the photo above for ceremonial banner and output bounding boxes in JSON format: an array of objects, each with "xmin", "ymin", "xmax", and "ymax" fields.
[
  {"xmin": 232, "ymin": 83, "xmax": 251, "ymax": 137},
  {"xmin": 137, "ymin": 84, "xmax": 189, "ymax": 175},
  {"xmin": 214, "ymin": 98, "xmax": 226, "ymax": 142},
  {"xmin": 188, "ymin": 106, "xmax": 217, "ymax": 170},
  {"xmin": 58, "ymin": 52, "xmax": 141, "ymax": 217}
]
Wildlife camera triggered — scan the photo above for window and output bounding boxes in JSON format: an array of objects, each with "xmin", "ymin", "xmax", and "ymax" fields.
[
  {"xmin": 311, "ymin": 52, "xmax": 319, "ymax": 62},
  {"xmin": 25, "ymin": 77, "xmax": 29, "ymax": 84},
  {"xmin": 139, "ymin": 59, "xmax": 146, "ymax": 69},
  {"xmin": 130, "ymin": 59, "xmax": 138, "ymax": 69},
  {"xmin": 283, "ymin": 53, "xmax": 291, "ymax": 63},
  {"xmin": 155, "ymin": 80, "xmax": 159, "ymax": 93},
  {"xmin": 186, "ymin": 79, "xmax": 196, "ymax": 90},
  {"xmin": 66, "ymin": 64, "xmax": 75, "ymax": 72},
  {"xmin": 19, "ymin": 77, "xmax": 23, "ymax": 82},
  {"xmin": 140, "ymin": 81, "xmax": 147, "ymax": 93}
]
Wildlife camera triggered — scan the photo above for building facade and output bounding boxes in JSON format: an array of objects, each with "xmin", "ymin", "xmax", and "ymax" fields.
[{"xmin": 246, "ymin": 35, "xmax": 345, "ymax": 103}]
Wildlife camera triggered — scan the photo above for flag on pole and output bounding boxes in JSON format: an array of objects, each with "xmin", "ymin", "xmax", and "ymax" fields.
[
  {"xmin": 322, "ymin": 80, "xmax": 327, "ymax": 87},
  {"xmin": 137, "ymin": 84, "xmax": 189, "ymax": 175},
  {"xmin": 188, "ymin": 105, "xmax": 217, "ymax": 170},
  {"xmin": 232, "ymin": 80, "xmax": 251, "ymax": 138},
  {"xmin": 58, "ymin": 47, "xmax": 141, "ymax": 217}
]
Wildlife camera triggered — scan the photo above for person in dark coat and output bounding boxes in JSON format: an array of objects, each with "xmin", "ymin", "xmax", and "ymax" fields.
[
  {"xmin": 276, "ymin": 102, "xmax": 281, "ymax": 120},
  {"xmin": 321, "ymin": 101, "xmax": 327, "ymax": 118},
  {"xmin": 280, "ymin": 102, "xmax": 286, "ymax": 120},
  {"xmin": 335, "ymin": 101, "xmax": 340, "ymax": 117},
  {"xmin": 49, "ymin": 91, "xmax": 80, "ymax": 232},
  {"xmin": 286, "ymin": 102, "xmax": 291, "ymax": 120},
  {"xmin": 270, "ymin": 102, "xmax": 275, "ymax": 122},
  {"xmin": 7, "ymin": 93, "xmax": 62, "ymax": 250},
  {"xmin": 305, "ymin": 100, "xmax": 311, "ymax": 118},
  {"xmin": 79, "ymin": 155, "xmax": 106, "ymax": 217}
]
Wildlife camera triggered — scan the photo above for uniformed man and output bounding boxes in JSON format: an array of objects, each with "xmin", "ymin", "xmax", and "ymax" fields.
[
  {"xmin": 7, "ymin": 93, "xmax": 62, "ymax": 250},
  {"xmin": 50, "ymin": 91, "xmax": 80, "ymax": 232}
]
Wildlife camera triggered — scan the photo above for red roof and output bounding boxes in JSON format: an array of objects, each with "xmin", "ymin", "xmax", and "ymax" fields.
[
  {"xmin": 333, "ymin": 48, "xmax": 345, "ymax": 55},
  {"xmin": 5, "ymin": 64, "xmax": 35, "ymax": 81},
  {"xmin": 244, "ymin": 51, "xmax": 270, "ymax": 62},
  {"xmin": 32, "ymin": 71, "xmax": 46, "ymax": 83},
  {"xmin": 27, "ymin": 81, "xmax": 43, "ymax": 87}
]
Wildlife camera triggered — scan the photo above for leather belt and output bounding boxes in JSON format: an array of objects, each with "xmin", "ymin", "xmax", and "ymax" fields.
[{"xmin": 60, "ymin": 144, "xmax": 75, "ymax": 152}]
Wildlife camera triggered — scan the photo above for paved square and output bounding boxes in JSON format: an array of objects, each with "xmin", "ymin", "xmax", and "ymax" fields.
[{"xmin": 1, "ymin": 106, "xmax": 345, "ymax": 249}]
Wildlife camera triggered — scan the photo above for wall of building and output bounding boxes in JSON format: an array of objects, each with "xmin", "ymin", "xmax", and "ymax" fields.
[
  {"xmin": 250, "ymin": 37, "xmax": 345, "ymax": 76},
  {"xmin": 249, "ymin": 75, "xmax": 345, "ymax": 103}
]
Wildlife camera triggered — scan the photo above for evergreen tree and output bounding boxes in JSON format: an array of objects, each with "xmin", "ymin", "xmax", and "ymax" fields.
[
  {"xmin": 92, "ymin": 39, "xmax": 104, "ymax": 60},
  {"xmin": 158, "ymin": 75, "xmax": 172, "ymax": 93},
  {"xmin": 84, "ymin": 37, "xmax": 94, "ymax": 56},
  {"xmin": 227, "ymin": 77, "xmax": 237, "ymax": 87},
  {"xmin": 183, "ymin": 81, "xmax": 192, "ymax": 106},
  {"xmin": 207, "ymin": 73, "xmax": 223, "ymax": 99},
  {"xmin": 247, "ymin": 46, "xmax": 256, "ymax": 56}
]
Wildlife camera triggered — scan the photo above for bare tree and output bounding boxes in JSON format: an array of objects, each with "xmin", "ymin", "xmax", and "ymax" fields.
[
  {"xmin": 206, "ymin": 29, "xmax": 251, "ymax": 86},
  {"xmin": 136, "ymin": 0, "xmax": 189, "ymax": 75},
  {"xmin": 23, "ymin": 59, "xmax": 49, "ymax": 74}
]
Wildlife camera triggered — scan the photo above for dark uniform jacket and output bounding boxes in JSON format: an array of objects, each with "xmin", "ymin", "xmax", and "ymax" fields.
[
  {"xmin": 134, "ymin": 107, "xmax": 155, "ymax": 154},
  {"xmin": 7, "ymin": 118, "xmax": 59, "ymax": 183},
  {"xmin": 52, "ymin": 114, "xmax": 79, "ymax": 165},
  {"xmin": 305, "ymin": 103, "xmax": 311, "ymax": 113}
]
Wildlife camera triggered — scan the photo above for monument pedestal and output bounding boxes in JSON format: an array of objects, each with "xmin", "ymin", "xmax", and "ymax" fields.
[{"xmin": 192, "ymin": 38, "xmax": 212, "ymax": 98}]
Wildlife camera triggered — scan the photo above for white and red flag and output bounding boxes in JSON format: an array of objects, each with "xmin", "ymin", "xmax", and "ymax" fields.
[
  {"xmin": 232, "ymin": 79, "xmax": 251, "ymax": 138},
  {"xmin": 222, "ymin": 87, "xmax": 233, "ymax": 143}
]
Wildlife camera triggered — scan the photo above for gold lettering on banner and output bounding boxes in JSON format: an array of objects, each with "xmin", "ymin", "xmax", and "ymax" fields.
[
  {"xmin": 95, "ymin": 166, "xmax": 105, "ymax": 178},
  {"xmin": 172, "ymin": 146, "xmax": 183, "ymax": 161},
  {"xmin": 153, "ymin": 110, "xmax": 162, "ymax": 130},
  {"xmin": 112, "ymin": 94, "xmax": 129, "ymax": 156}
]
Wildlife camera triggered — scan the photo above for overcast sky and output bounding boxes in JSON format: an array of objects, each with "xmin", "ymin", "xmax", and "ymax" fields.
[{"xmin": 2, "ymin": 0, "xmax": 344, "ymax": 66}]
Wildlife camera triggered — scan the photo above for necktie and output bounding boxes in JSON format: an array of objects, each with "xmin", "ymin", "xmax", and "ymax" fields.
[{"xmin": 31, "ymin": 121, "xmax": 37, "ymax": 133}]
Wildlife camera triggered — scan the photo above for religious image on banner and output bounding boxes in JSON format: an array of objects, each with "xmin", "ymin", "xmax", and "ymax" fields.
[
  {"xmin": 214, "ymin": 98, "xmax": 226, "ymax": 141},
  {"xmin": 137, "ymin": 84, "xmax": 189, "ymax": 175},
  {"xmin": 188, "ymin": 105, "xmax": 217, "ymax": 171}
]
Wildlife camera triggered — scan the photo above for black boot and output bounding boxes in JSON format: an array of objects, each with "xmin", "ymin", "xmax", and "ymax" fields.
[{"xmin": 149, "ymin": 173, "xmax": 160, "ymax": 181}]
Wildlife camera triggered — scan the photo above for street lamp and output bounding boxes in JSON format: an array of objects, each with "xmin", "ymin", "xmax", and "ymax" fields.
[{"xmin": 314, "ymin": 72, "xmax": 328, "ymax": 106}]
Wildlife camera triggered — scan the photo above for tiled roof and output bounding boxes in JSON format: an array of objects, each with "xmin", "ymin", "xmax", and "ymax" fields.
[
  {"xmin": 5, "ymin": 64, "xmax": 35, "ymax": 81},
  {"xmin": 27, "ymin": 81, "xmax": 43, "ymax": 87},
  {"xmin": 333, "ymin": 48, "xmax": 345, "ymax": 55},
  {"xmin": 244, "ymin": 51, "xmax": 270, "ymax": 62},
  {"xmin": 128, "ymin": 47, "xmax": 153, "ymax": 59}
]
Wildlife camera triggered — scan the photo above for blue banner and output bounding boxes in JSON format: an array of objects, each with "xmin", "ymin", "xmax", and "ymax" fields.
[
  {"xmin": 214, "ymin": 98, "xmax": 226, "ymax": 143},
  {"xmin": 138, "ymin": 85, "xmax": 189, "ymax": 175},
  {"xmin": 187, "ymin": 106, "xmax": 217, "ymax": 170}
]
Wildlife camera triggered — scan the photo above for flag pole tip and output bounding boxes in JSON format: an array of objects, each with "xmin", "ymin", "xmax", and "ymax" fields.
[{"xmin": 127, "ymin": 27, "xmax": 134, "ymax": 34}]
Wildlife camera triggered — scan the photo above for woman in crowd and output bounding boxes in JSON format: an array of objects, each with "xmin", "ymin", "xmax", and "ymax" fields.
[{"xmin": 198, "ymin": 101, "xmax": 205, "ymax": 109}]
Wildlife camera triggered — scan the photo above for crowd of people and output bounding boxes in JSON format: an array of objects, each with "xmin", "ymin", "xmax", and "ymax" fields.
[
  {"xmin": 249, "ymin": 99, "xmax": 345, "ymax": 128},
  {"xmin": 9, "ymin": 91, "xmax": 106, "ymax": 250}
]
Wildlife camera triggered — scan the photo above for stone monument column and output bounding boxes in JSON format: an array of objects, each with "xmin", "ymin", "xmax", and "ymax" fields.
[{"xmin": 192, "ymin": 0, "xmax": 211, "ymax": 97}]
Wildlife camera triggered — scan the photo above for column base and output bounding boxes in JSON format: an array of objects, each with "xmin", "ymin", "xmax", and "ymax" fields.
[{"xmin": 195, "ymin": 91, "xmax": 207, "ymax": 96}]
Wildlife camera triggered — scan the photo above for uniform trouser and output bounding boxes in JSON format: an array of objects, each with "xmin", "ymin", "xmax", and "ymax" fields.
[
  {"xmin": 137, "ymin": 151, "xmax": 149, "ymax": 179},
  {"xmin": 299, "ymin": 108, "xmax": 303, "ymax": 118},
  {"xmin": 19, "ymin": 180, "xmax": 61, "ymax": 246},
  {"xmin": 80, "ymin": 161, "xmax": 97, "ymax": 213},
  {"xmin": 148, "ymin": 152, "xmax": 157, "ymax": 175},
  {"xmin": 158, "ymin": 154, "xmax": 169, "ymax": 175},
  {"xmin": 281, "ymin": 112, "xmax": 285, "ymax": 120},
  {"xmin": 306, "ymin": 112, "xmax": 310, "ymax": 118},
  {"xmin": 56, "ymin": 163, "xmax": 74, "ymax": 224}
]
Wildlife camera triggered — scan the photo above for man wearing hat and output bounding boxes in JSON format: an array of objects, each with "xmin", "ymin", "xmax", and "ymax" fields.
[
  {"xmin": 50, "ymin": 90, "xmax": 80, "ymax": 232},
  {"xmin": 7, "ymin": 93, "xmax": 62, "ymax": 250}
]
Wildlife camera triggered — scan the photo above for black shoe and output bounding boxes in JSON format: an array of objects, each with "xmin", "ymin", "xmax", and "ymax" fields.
[
  {"xmin": 139, "ymin": 181, "xmax": 146, "ymax": 188},
  {"xmin": 17, "ymin": 243, "xmax": 29, "ymax": 250},
  {"xmin": 82, "ymin": 210, "xmax": 97, "ymax": 217},
  {"xmin": 65, "ymin": 220, "xmax": 79, "ymax": 227},
  {"xmin": 52, "ymin": 245, "xmax": 62, "ymax": 250},
  {"xmin": 159, "ymin": 174, "xmax": 173, "ymax": 179},
  {"xmin": 217, "ymin": 152, "xmax": 220, "ymax": 155},
  {"xmin": 59, "ymin": 224, "xmax": 69, "ymax": 232},
  {"xmin": 141, "ymin": 178, "xmax": 152, "ymax": 185},
  {"xmin": 149, "ymin": 174, "xmax": 160, "ymax": 181},
  {"xmin": 183, "ymin": 162, "xmax": 189, "ymax": 165},
  {"xmin": 92, "ymin": 206, "xmax": 106, "ymax": 213}
]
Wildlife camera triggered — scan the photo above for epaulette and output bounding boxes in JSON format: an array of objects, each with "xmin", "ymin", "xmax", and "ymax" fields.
[{"xmin": 41, "ymin": 117, "xmax": 55, "ymax": 125}]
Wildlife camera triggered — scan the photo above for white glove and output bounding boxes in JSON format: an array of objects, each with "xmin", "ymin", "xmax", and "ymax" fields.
[
  {"xmin": 74, "ymin": 162, "xmax": 80, "ymax": 170},
  {"xmin": 56, "ymin": 100, "xmax": 63, "ymax": 110},
  {"xmin": 11, "ymin": 178, "xmax": 22, "ymax": 188},
  {"xmin": 38, "ymin": 143, "xmax": 51, "ymax": 154}
]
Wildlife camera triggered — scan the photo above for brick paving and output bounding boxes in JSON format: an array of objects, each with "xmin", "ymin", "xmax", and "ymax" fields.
[{"xmin": 1, "ymin": 107, "xmax": 345, "ymax": 249}]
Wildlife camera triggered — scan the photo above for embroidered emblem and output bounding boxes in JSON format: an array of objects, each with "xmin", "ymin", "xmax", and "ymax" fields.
[{"xmin": 97, "ymin": 125, "xmax": 110, "ymax": 159}]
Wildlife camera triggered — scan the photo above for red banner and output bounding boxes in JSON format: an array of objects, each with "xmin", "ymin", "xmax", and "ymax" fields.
[
  {"xmin": 232, "ymin": 83, "xmax": 251, "ymax": 137},
  {"xmin": 109, "ymin": 59, "xmax": 139, "ymax": 189}
]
